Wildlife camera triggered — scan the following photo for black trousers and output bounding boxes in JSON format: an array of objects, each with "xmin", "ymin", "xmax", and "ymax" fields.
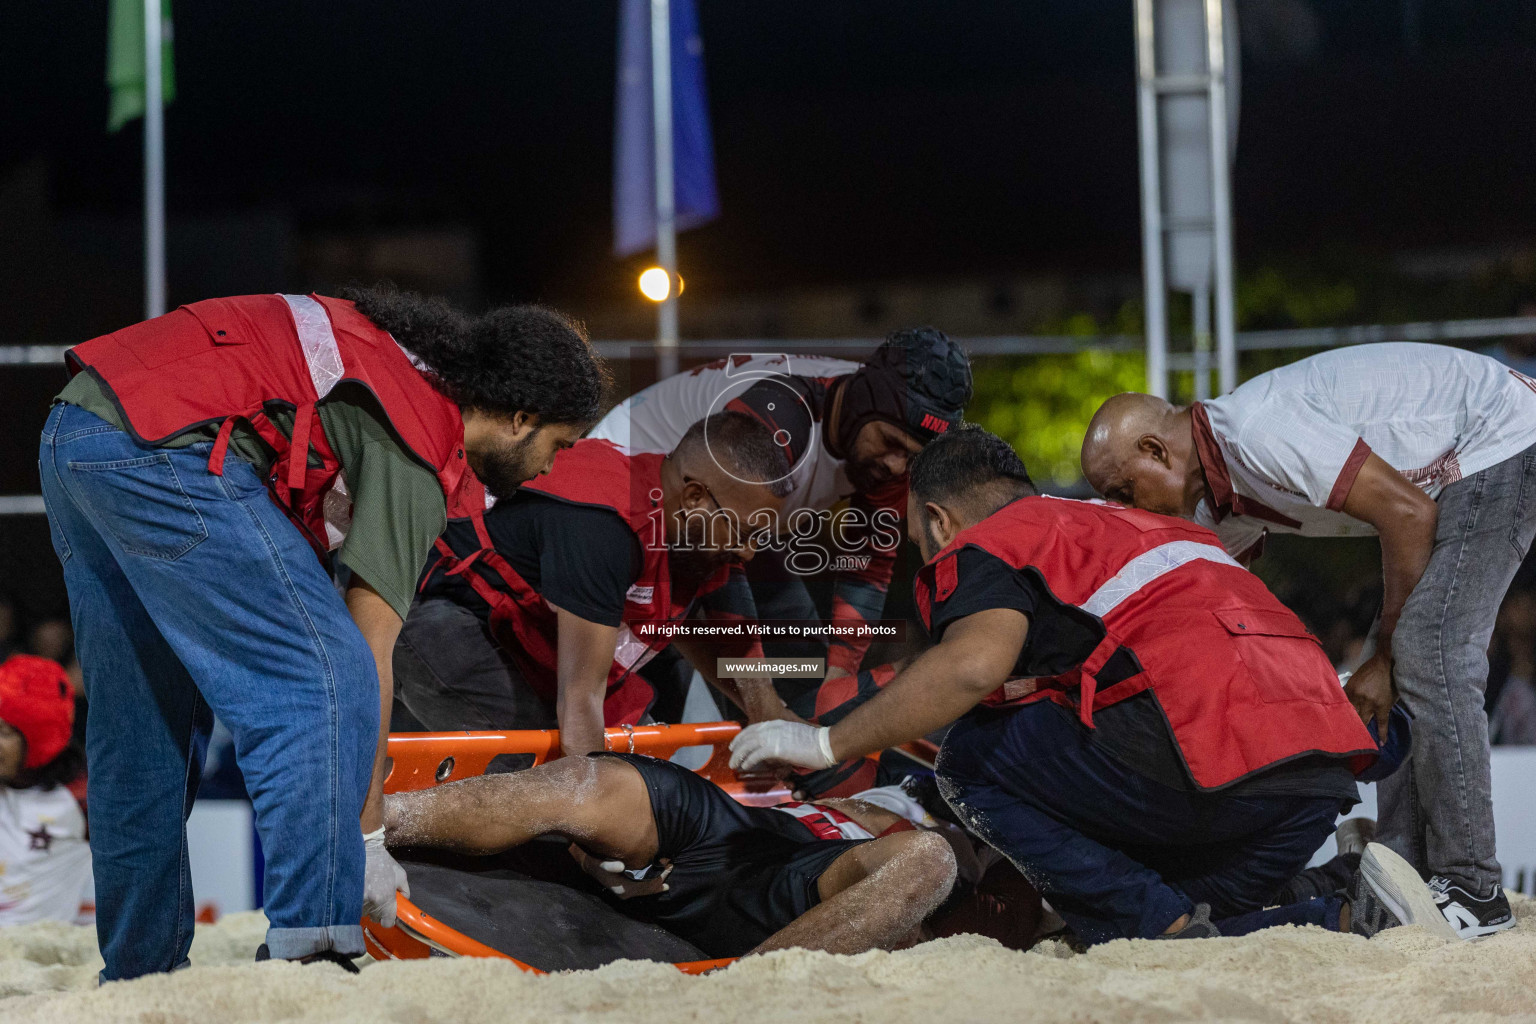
[{"xmin": 392, "ymin": 597, "xmax": 557, "ymax": 731}]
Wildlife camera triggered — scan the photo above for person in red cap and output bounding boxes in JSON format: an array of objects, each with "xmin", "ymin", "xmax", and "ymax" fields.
[{"xmin": 0, "ymin": 654, "xmax": 91, "ymax": 926}]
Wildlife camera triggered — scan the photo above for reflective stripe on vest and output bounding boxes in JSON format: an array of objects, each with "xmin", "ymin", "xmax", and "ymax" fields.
[
  {"xmin": 1081, "ymin": 540, "xmax": 1242, "ymax": 619},
  {"xmin": 614, "ymin": 625, "xmax": 660, "ymax": 672},
  {"xmin": 392, "ymin": 336, "xmax": 429, "ymax": 373},
  {"xmin": 280, "ymin": 294, "xmax": 344, "ymax": 399},
  {"xmin": 279, "ymin": 293, "xmax": 346, "ymax": 544}
]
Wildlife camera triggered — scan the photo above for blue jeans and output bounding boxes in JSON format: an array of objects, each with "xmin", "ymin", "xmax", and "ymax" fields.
[
  {"xmin": 936, "ymin": 702, "xmax": 1344, "ymax": 945},
  {"xmin": 39, "ymin": 403, "xmax": 375, "ymax": 979}
]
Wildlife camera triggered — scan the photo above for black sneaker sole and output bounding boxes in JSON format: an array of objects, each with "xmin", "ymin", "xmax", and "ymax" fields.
[{"xmin": 1360, "ymin": 843, "xmax": 1462, "ymax": 943}]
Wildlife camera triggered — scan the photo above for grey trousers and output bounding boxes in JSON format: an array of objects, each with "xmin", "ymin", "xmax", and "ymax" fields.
[
  {"xmin": 1380, "ymin": 442, "xmax": 1536, "ymax": 894},
  {"xmin": 393, "ymin": 597, "xmax": 558, "ymax": 731}
]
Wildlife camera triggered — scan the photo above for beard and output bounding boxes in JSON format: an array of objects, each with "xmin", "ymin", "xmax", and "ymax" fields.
[
  {"xmin": 669, "ymin": 545, "xmax": 731, "ymax": 589},
  {"xmin": 472, "ymin": 431, "xmax": 540, "ymax": 500},
  {"xmin": 917, "ymin": 515, "xmax": 943, "ymax": 563},
  {"xmin": 844, "ymin": 456, "xmax": 893, "ymax": 493}
]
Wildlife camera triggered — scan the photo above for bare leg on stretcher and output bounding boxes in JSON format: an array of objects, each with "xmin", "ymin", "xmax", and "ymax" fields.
[{"xmin": 383, "ymin": 756, "xmax": 956, "ymax": 957}]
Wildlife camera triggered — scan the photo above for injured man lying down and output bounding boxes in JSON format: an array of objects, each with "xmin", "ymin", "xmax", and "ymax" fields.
[{"xmin": 383, "ymin": 751, "xmax": 1046, "ymax": 961}]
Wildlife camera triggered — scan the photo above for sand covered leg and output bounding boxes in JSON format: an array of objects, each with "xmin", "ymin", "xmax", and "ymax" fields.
[
  {"xmin": 748, "ymin": 830, "xmax": 956, "ymax": 957},
  {"xmin": 384, "ymin": 754, "xmax": 659, "ymax": 865}
]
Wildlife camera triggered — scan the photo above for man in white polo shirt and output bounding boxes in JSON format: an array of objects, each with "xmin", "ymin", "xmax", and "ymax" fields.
[{"xmin": 1080, "ymin": 342, "xmax": 1536, "ymax": 939}]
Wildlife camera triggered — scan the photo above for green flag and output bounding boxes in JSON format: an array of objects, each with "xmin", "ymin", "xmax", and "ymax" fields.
[{"xmin": 107, "ymin": 0, "xmax": 175, "ymax": 132}]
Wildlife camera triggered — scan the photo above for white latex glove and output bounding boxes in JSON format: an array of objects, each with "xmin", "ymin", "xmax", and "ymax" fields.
[
  {"xmin": 362, "ymin": 827, "xmax": 409, "ymax": 928},
  {"xmin": 728, "ymin": 721, "xmax": 837, "ymax": 773},
  {"xmin": 569, "ymin": 845, "xmax": 674, "ymax": 899}
]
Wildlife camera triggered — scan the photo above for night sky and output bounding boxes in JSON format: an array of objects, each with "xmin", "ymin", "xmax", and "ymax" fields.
[
  {"xmin": 3, "ymin": 0, "xmax": 1536, "ymax": 314},
  {"xmin": 1, "ymin": 1, "xmax": 1535, "ymax": 618}
]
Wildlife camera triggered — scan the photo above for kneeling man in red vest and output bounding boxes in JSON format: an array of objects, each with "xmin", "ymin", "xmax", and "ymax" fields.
[
  {"xmin": 398, "ymin": 413, "xmax": 797, "ymax": 754},
  {"xmin": 732, "ymin": 425, "xmax": 1459, "ymax": 944}
]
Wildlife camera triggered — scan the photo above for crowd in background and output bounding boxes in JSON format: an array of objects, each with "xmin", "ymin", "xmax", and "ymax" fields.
[
  {"xmin": 0, "ymin": 596, "xmax": 249, "ymax": 800},
  {"xmin": 1280, "ymin": 567, "xmax": 1536, "ymax": 747},
  {"xmin": 1484, "ymin": 578, "xmax": 1536, "ymax": 745}
]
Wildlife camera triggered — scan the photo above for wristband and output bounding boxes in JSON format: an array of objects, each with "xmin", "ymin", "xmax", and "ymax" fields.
[{"xmin": 816, "ymin": 726, "xmax": 836, "ymax": 766}]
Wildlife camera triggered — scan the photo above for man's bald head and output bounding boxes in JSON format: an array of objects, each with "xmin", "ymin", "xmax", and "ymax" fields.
[
  {"xmin": 1082, "ymin": 393, "xmax": 1177, "ymax": 481},
  {"xmin": 662, "ymin": 412, "xmax": 790, "ymax": 582},
  {"xmin": 1080, "ymin": 392, "xmax": 1202, "ymax": 517},
  {"xmin": 672, "ymin": 411, "xmax": 793, "ymax": 500}
]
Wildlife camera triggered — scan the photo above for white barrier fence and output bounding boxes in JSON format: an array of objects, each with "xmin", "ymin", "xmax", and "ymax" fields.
[
  {"xmin": 186, "ymin": 801, "xmax": 259, "ymax": 919},
  {"xmin": 1311, "ymin": 748, "xmax": 1536, "ymax": 895}
]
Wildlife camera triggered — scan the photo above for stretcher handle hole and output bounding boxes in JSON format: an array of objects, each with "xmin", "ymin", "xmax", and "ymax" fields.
[{"xmin": 436, "ymin": 756, "xmax": 456, "ymax": 783}]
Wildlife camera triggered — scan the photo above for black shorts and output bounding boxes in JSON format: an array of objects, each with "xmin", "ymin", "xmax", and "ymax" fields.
[{"xmin": 591, "ymin": 752, "xmax": 867, "ymax": 958}]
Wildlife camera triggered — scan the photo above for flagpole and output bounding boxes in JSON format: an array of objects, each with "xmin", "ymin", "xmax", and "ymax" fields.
[
  {"xmin": 143, "ymin": 0, "xmax": 166, "ymax": 318},
  {"xmin": 649, "ymin": 0, "xmax": 678, "ymax": 378}
]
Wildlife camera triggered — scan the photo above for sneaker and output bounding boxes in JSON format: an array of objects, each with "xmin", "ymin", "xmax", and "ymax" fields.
[
  {"xmin": 1156, "ymin": 903, "xmax": 1221, "ymax": 939},
  {"xmin": 1334, "ymin": 817, "xmax": 1376, "ymax": 858},
  {"xmin": 1429, "ymin": 876, "xmax": 1516, "ymax": 940},
  {"xmin": 1351, "ymin": 843, "xmax": 1461, "ymax": 941}
]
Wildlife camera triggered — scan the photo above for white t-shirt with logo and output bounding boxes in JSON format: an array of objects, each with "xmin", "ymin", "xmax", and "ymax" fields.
[
  {"xmin": 1193, "ymin": 343, "xmax": 1536, "ymax": 556},
  {"xmin": 0, "ymin": 783, "xmax": 91, "ymax": 926},
  {"xmin": 588, "ymin": 353, "xmax": 863, "ymax": 516}
]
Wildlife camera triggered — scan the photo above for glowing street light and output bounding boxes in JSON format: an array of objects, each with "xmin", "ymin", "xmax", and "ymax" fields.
[
  {"xmin": 638, "ymin": 266, "xmax": 683, "ymax": 302},
  {"xmin": 638, "ymin": 267, "xmax": 670, "ymax": 302}
]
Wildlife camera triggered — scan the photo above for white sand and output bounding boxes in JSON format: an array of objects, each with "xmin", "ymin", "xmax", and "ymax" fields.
[{"xmin": 2, "ymin": 899, "xmax": 1533, "ymax": 1024}]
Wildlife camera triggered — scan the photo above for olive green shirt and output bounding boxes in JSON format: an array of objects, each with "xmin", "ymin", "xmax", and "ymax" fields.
[{"xmin": 57, "ymin": 372, "xmax": 446, "ymax": 619}]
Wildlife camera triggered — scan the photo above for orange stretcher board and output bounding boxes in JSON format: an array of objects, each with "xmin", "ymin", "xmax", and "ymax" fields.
[
  {"xmin": 363, "ymin": 722, "xmax": 786, "ymax": 973},
  {"xmin": 362, "ymin": 722, "xmax": 940, "ymax": 972}
]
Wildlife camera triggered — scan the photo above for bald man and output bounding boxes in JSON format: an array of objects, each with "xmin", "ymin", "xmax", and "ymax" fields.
[
  {"xmin": 1081, "ymin": 343, "xmax": 1536, "ymax": 940},
  {"xmin": 398, "ymin": 413, "xmax": 794, "ymax": 755}
]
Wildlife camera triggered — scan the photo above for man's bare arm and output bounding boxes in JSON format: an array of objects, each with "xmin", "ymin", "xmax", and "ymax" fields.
[
  {"xmin": 1340, "ymin": 452, "xmax": 1438, "ymax": 738},
  {"xmin": 345, "ymin": 577, "xmax": 403, "ymax": 833},
  {"xmin": 552, "ymin": 606, "xmax": 618, "ymax": 757},
  {"xmin": 1343, "ymin": 452, "xmax": 1438, "ymax": 646},
  {"xmin": 827, "ymin": 609, "xmax": 1029, "ymax": 762}
]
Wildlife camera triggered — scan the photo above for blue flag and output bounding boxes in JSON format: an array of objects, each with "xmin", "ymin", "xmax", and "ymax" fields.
[{"xmin": 613, "ymin": 0, "xmax": 720, "ymax": 257}]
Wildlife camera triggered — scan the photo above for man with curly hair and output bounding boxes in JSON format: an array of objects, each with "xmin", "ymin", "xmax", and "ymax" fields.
[{"xmin": 40, "ymin": 286, "xmax": 607, "ymax": 978}]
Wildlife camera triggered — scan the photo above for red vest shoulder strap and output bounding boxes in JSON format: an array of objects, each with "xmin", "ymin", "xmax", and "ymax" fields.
[
  {"xmin": 521, "ymin": 441, "xmax": 665, "ymax": 539},
  {"xmin": 66, "ymin": 293, "xmax": 473, "ymax": 562},
  {"xmin": 313, "ymin": 294, "xmax": 467, "ymax": 471}
]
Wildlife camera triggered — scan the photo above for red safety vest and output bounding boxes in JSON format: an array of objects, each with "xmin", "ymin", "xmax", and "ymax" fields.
[
  {"xmin": 66, "ymin": 293, "xmax": 488, "ymax": 558},
  {"xmin": 428, "ymin": 439, "xmax": 731, "ymax": 727},
  {"xmin": 914, "ymin": 496, "xmax": 1376, "ymax": 790}
]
